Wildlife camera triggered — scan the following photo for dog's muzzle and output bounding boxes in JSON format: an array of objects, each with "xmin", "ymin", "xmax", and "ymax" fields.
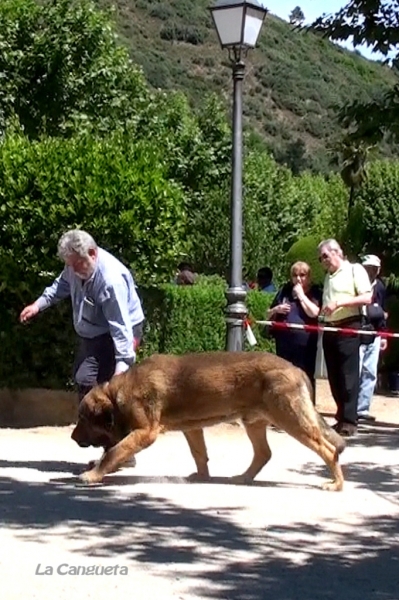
[{"xmin": 75, "ymin": 440, "xmax": 91, "ymax": 448}]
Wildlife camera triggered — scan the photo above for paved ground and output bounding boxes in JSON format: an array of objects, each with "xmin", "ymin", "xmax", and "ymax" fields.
[{"xmin": 1, "ymin": 381, "xmax": 398, "ymax": 599}]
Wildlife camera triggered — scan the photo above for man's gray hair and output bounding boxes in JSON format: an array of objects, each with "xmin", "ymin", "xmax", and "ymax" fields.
[
  {"xmin": 318, "ymin": 238, "xmax": 344, "ymax": 257},
  {"xmin": 57, "ymin": 229, "xmax": 97, "ymax": 260}
]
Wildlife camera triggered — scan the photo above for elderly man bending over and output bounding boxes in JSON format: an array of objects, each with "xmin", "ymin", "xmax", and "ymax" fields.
[{"xmin": 20, "ymin": 229, "xmax": 145, "ymax": 466}]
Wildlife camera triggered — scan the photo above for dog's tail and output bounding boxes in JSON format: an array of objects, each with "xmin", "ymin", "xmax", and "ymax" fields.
[{"xmin": 302, "ymin": 371, "xmax": 346, "ymax": 455}]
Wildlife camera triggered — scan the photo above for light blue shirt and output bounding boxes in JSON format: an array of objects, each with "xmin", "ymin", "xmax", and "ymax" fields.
[
  {"xmin": 261, "ymin": 283, "xmax": 276, "ymax": 293},
  {"xmin": 36, "ymin": 248, "xmax": 144, "ymax": 372}
]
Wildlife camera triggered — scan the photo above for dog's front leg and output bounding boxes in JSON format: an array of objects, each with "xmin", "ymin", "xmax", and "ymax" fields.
[
  {"xmin": 79, "ymin": 427, "xmax": 160, "ymax": 484},
  {"xmin": 183, "ymin": 429, "xmax": 210, "ymax": 481}
]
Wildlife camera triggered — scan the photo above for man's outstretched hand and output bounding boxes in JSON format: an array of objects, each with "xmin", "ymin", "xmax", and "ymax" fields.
[{"xmin": 19, "ymin": 303, "xmax": 40, "ymax": 323}]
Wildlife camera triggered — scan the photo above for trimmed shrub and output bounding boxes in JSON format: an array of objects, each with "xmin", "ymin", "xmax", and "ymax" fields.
[
  {"xmin": 0, "ymin": 284, "xmax": 275, "ymax": 390},
  {"xmin": 141, "ymin": 284, "xmax": 276, "ymax": 355},
  {"xmin": 285, "ymin": 236, "xmax": 325, "ymax": 285},
  {"xmin": 246, "ymin": 291, "xmax": 276, "ymax": 354},
  {"xmin": 0, "ymin": 296, "xmax": 76, "ymax": 389},
  {"xmin": 141, "ymin": 283, "xmax": 227, "ymax": 355}
]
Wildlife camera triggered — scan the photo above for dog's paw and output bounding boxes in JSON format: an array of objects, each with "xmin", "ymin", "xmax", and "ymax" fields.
[
  {"xmin": 322, "ymin": 480, "xmax": 343, "ymax": 492},
  {"xmin": 230, "ymin": 473, "xmax": 254, "ymax": 485},
  {"xmin": 78, "ymin": 468, "xmax": 104, "ymax": 485},
  {"xmin": 186, "ymin": 472, "xmax": 210, "ymax": 482},
  {"xmin": 86, "ymin": 459, "xmax": 99, "ymax": 470}
]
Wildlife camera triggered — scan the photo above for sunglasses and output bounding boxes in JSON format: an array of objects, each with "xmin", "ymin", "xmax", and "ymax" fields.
[{"xmin": 318, "ymin": 252, "xmax": 330, "ymax": 262}]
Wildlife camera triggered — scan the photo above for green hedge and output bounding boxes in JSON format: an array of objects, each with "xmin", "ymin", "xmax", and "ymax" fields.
[
  {"xmin": 139, "ymin": 285, "xmax": 275, "ymax": 356},
  {"xmin": 0, "ymin": 293, "xmax": 76, "ymax": 390},
  {"xmin": 0, "ymin": 284, "xmax": 275, "ymax": 390}
]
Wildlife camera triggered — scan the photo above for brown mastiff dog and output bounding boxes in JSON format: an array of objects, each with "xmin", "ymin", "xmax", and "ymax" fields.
[{"xmin": 71, "ymin": 351, "xmax": 346, "ymax": 490}]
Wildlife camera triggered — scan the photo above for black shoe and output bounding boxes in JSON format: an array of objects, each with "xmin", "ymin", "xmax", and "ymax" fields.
[
  {"xmin": 333, "ymin": 422, "xmax": 357, "ymax": 437},
  {"xmin": 340, "ymin": 424, "xmax": 358, "ymax": 437},
  {"xmin": 357, "ymin": 414, "xmax": 376, "ymax": 423}
]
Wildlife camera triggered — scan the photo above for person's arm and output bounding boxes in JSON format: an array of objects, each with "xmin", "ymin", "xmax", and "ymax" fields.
[
  {"xmin": 294, "ymin": 286, "xmax": 320, "ymax": 318},
  {"xmin": 379, "ymin": 281, "xmax": 388, "ymax": 324},
  {"xmin": 267, "ymin": 304, "xmax": 282, "ymax": 319},
  {"xmin": 267, "ymin": 286, "xmax": 291, "ymax": 319},
  {"xmin": 338, "ymin": 292, "xmax": 373, "ymax": 308},
  {"xmin": 100, "ymin": 282, "xmax": 135, "ymax": 375},
  {"xmin": 322, "ymin": 292, "xmax": 372, "ymax": 316},
  {"xmin": 352, "ymin": 263, "xmax": 373, "ymax": 306},
  {"xmin": 377, "ymin": 280, "xmax": 388, "ymax": 350},
  {"xmin": 36, "ymin": 271, "xmax": 71, "ymax": 311},
  {"xmin": 20, "ymin": 272, "xmax": 70, "ymax": 323},
  {"xmin": 323, "ymin": 263, "xmax": 373, "ymax": 315}
]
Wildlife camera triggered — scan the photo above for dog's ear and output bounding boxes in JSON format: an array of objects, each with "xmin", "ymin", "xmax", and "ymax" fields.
[
  {"xmin": 100, "ymin": 408, "xmax": 114, "ymax": 430},
  {"xmin": 90, "ymin": 386, "xmax": 115, "ymax": 424},
  {"xmin": 102, "ymin": 380, "xmax": 118, "ymax": 404},
  {"xmin": 92, "ymin": 400, "xmax": 115, "ymax": 430}
]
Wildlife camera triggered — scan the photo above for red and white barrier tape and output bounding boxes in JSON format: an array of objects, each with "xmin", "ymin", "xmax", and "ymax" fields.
[{"xmin": 255, "ymin": 320, "xmax": 399, "ymax": 339}]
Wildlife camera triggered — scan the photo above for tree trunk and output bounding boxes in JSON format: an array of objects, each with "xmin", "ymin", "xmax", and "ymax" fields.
[{"xmin": 348, "ymin": 185, "xmax": 355, "ymax": 218}]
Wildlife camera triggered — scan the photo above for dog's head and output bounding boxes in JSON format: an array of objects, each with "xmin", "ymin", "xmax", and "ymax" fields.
[{"xmin": 71, "ymin": 382, "xmax": 122, "ymax": 449}]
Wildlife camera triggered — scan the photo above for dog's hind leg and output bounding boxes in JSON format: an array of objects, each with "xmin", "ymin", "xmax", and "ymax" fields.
[
  {"xmin": 280, "ymin": 422, "xmax": 344, "ymax": 491},
  {"xmin": 231, "ymin": 420, "xmax": 271, "ymax": 484},
  {"xmin": 301, "ymin": 432, "xmax": 344, "ymax": 491},
  {"xmin": 319, "ymin": 438, "xmax": 344, "ymax": 492},
  {"xmin": 272, "ymin": 379, "xmax": 345, "ymax": 491},
  {"xmin": 183, "ymin": 429, "xmax": 210, "ymax": 481}
]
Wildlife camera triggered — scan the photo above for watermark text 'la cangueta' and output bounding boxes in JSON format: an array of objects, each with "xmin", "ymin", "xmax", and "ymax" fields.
[{"xmin": 35, "ymin": 563, "xmax": 128, "ymax": 576}]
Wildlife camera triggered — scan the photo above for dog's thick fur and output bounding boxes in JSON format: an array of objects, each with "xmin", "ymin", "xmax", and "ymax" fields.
[{"xmin": 71, "ymin": 351, "xmax": 346, "ymax": 490}]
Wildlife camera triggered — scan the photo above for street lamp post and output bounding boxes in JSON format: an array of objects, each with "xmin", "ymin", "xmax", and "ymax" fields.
[{"xmin": 209, "ymin": 0, "xmax": 268, "ymax": 352}]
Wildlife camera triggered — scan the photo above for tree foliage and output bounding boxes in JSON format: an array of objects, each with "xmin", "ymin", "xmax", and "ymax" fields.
[
  {"xmin": 289, "ymin": 6, "xmax": 305, "ymax": 26},
  {"xmin": 312, "ymin": 1, "xmax": 399, "ymax": 57},
  {"xmin": 0, "ymin": 0, "xmax": 148, "ymax": 137},
  {"xmin": 0, "ymin": 131, "xmax": 188, "ymax": 294},
  {"xmin": 310, "ymin": 1, "xmax": 399, "ymax": 144},
  {"xmin": 345, "ymin": 159, "xmax": 399, "ymax": 272}
]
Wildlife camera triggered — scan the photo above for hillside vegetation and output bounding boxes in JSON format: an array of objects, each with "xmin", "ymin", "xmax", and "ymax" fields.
[{"xmin": 99, "ymin": 0, "xmax": 399, "ymax": 172}]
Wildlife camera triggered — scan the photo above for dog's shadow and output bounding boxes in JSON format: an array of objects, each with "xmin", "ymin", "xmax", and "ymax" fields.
[{"xmin": 52, "ymin": 472, "xmax": 317, "ymax": 491}]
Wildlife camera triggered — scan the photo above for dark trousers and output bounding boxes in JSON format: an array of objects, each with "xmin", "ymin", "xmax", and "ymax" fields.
[
  {"xmin": 73, "ymin": 322, "xmax": 144, "ymax": 402},
  {"xmin": 276, "ymin": 339, "xmax": 317, "ymax": 404},
  {"xmin": 322, "ymin": 327, "xmax": 360, "ymax": 425}
]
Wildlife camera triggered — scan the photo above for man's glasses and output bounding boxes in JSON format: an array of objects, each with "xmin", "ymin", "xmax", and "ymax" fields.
[{"xmin": 318, "ymin": 252, "xmax": 329, "ymax": 262}]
